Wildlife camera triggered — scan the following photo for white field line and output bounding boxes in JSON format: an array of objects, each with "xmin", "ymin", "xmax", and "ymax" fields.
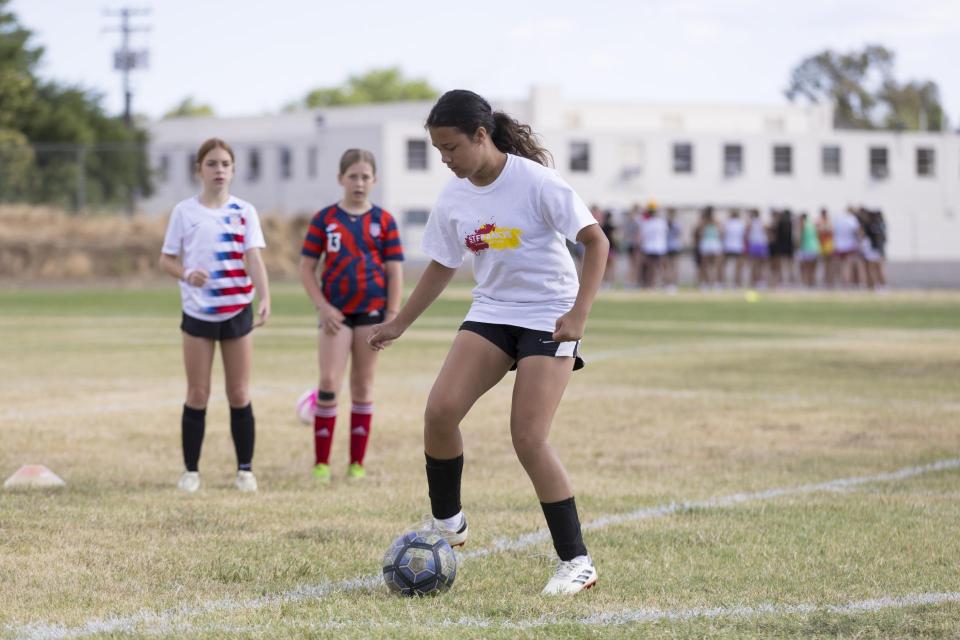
[
  {"xmin": 6, "ymin": 458, "xmax": 959, "ymax": 640},
  {"xmin": 50, "ymin": 591, "xmax": 960, "ymax": 635}
]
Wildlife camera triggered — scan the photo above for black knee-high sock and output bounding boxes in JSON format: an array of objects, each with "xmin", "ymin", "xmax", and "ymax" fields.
[
  {"xmin": 425, "ymin": 453, "xmax": 463, "ymax": 519},
  {"xmin": 230, "ymin": 404, "xmax": 255, "ymax": 471},
  {"xmin": 541, "ymin": 496, "xmax": 589, "ymax": 561},
  {"xmin": 182, "ymin": 405, "xmax": 206, "ymax": 472}
]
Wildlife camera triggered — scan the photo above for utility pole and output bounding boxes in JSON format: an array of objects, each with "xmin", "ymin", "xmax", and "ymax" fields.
[
  {"xmin": 104, "ymin": 7, "xmax": 150, "ymax": 214},
  {"xmin": 104, "ymin": 7, "xmax": 151, "ymax": 126}
]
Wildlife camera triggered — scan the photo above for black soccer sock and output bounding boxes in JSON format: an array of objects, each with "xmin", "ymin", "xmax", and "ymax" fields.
[
  {"xmin": 541, "ymin": 496, "xmax": 589, "ymax": 561},
  {"xmin": 425, "ymin": 453, "xmax": 464, "ymax": 519},
  {"xmin": 230, "ymin": 403, "xmax": 255, "ymax": 471},
  {"xmin": 181, "ymin": 404, "xmax": 206, "ymax": 472}
]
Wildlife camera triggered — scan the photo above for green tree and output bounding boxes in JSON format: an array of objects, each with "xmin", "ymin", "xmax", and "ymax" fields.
[
  {"xmin": 289, "ymin": 67, "xmax": 437, "ymax": 110},
  {"xmin": 878, "ymin": 80, "xmax": 945, "ymax": 131},
  {"xmin": 0, "ymin": 0, "xmax": 152, "ymax": 209},
  {"xmin": 163, "ymin": 96, "xmax": 215, "ymax": 119},
  {"xmin": 785, "ymin": 44, "xmax": 947, "ymax": 131}
]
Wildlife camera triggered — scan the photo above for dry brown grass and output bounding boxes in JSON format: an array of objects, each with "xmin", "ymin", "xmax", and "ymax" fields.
[{"xmin": 0, "ymin": 205, "xmax": 311, "ymax": 280}]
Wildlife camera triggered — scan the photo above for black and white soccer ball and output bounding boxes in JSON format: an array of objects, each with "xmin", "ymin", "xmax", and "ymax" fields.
[{"xmin": 382, "ymin": 530, "xmax": 457, "ymax": 596}]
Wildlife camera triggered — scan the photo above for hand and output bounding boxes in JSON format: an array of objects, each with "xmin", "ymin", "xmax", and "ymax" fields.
[
  {"xmin": 552, "ymin": 310, "xmax": 587, "ymax": 342},
  {"xmin": 254, "ymin": 299, "xmax": 271, "ymax": 328},
  {"xmin": 318, "ymin": 303, "xmax": 345, "ymax": 335},
  {"xmin": 183, "ymin": 268, "xmax": 209, "ymax": 287},
  {"xmin": 367, "ymin": 319, "xmax": 406, "ymax": 351}
]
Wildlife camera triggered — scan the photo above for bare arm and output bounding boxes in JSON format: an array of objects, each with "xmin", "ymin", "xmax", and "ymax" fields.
[
  {"xmin": 245, "ymin": 247, "xmax": 271, "ymax": 327},
  {"xmin": 384, "ymin": 260, "xmax": 403, "ymax": 321},
  {"xmin": 159, "ymin": 253, "xmax": 208, "ymax": 287},
  {"xmin": 368, "ymin": 260, "xmax": 456, "ymax": 350},
  {"xmin": 554, "ymin": 223, "xmax": 608, "ymax": 341},
  {"xmin": 299, "ymin": 255, "xmax": 344, "ymax": 335}
]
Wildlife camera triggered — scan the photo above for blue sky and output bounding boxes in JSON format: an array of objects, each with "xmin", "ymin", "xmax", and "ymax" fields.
[{"xmin": 12, "ymin": 0, "xmax": 960, "ymax": 123}]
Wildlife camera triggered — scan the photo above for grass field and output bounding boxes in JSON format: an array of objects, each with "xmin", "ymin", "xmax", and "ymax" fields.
[{"xmin": 1, "ymin": 284, "xmax": 959, "ymax": 639}]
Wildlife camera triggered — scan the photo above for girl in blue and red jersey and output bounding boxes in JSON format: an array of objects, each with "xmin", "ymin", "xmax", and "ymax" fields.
[
  {"xmin": 159, "ymin": 138, "xmax": 271, "ymax": 493},
  {"xmin": 299, "ymin": 149, "xmax": 404, "ymax": 483}
]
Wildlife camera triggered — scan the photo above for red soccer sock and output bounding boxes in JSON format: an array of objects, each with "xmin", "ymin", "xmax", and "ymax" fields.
[
  {"xmin": 350, "ymin": 402, "xmax": 373, "ymax": 465},
  {"xmin": 314, "ymin": 403, "xmax": 337, "ymax": 465}
]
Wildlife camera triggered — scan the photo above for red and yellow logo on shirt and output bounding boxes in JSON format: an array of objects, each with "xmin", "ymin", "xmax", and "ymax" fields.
[{"xmin": 465, "ymin": 223, "xmax": 523, "ymax": 254}]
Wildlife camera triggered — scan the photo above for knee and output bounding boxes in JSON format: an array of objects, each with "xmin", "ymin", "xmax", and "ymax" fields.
[
  {"xmin": 511, "ymin": 429, "xmax": 547, "ymax": 464},
  {"xmin": 186, "ymin": 384, "xmax": 210, "ymax": 408},
  {"xmin": 424, "ymin": 399, "xmax": 460, "ymax": 432},
  {"xmin": 225, "ymin": 384, "xmax": 249, "ymax": 408}
]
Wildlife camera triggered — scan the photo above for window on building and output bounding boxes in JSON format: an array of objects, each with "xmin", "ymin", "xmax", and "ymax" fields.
[
  {"xmin": 569, "ymin": 141, "xmax": 590, "ymax": 172},
  {"xmin": 279, "ymin": 147, "xmax": 293, "ymax": 180},
  {"xmin": 723, "ymin": 144, "xmax": 743, "ymax": 177},
  {"xmin": 156, "ymin": 154, "xmax": 169, "ymax": 182},
  {"xmin": 673, "ymin": 143, "xmax": 693, "ymax": 174},
  {"xmin": 822, "ymin": 145, "xmax": 841, "ymax": 175},
  {"xmin": 869, "ymin": 146, "xmax": 888, "ymax": 179},
  {"xmin": 406, "ymin": 139, "xmax": 428, "ymax": 171},
  {"xmin": 247, "ymin": 148, "xmax": 261, "ymax": 182},
  {"xmin": 307, "ymin": 146, "xmax": 318, "ymax": 178},
  {"xmin": 917, "ymin": 147, "xmax": 935, "ymax": 177},
  {"xmin": 773, "ymin": 145, "xmax": 792, "ymax": 175},
  {"xmin": 405, "ymin": 209, "xmax": 429, "ymax": 225}
]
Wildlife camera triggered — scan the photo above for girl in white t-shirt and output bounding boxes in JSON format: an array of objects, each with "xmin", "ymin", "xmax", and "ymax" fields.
[
  {"xmin": 159, "ymin": 138, "xmax": 271, "ymax": 493},
  {"xmin": 368, "ymin": 90, "xmax": 608, "ymax": 596}
]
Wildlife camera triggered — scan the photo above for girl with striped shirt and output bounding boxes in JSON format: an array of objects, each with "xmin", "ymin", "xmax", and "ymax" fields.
[{"xmin": 160, "ymin": 138, "xmax": 271, "ymax": 493}]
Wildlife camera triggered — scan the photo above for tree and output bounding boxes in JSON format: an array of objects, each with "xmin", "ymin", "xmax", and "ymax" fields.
[
  {"xmin": 0, "ymin": 0, "xmax": 152, "ymax": 209},
  {"xmin": 163, "ymin": 96, "xmax": 215, "ymax": 119},
  {"xmin": 785, "ymin": 44, "xmax": 947, "ymax": 131},
  {"xmin": 288, "ymin": 67, "xmax": 437, "ymax": 110},
  {"xmin": 878, "ymin": 80, "xmax": 945, "ymax": 131}
]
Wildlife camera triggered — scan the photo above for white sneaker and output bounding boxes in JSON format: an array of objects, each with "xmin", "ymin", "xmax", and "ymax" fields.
[
  {"xmin": 541, "ymin": 555, "xmax": 597, "ymax": 595},
  {"xmin": 234, "ymin": 470, "xmax": 258, "ymax": 492},
  {"xmin": 409, "ymin": 514, "xmax": 469, "ymax": 548},
  {"xmin": 177, "ymin": 471, "xmax": 200, "ymax": 493}
]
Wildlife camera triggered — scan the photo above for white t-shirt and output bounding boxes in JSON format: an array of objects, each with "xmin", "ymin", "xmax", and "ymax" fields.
[
  {"xmin": 723, "ymin": 217, "xmax": 746, "ymax": 253},
  {"xmin": 161, "ymin": 195, "xmax": 266, "ymax": 322},
  {"xmin": 640, "ymin": 216, "xmax": 668, "ymax": 255},
  {"xmin": 832, "ymin": 211, "xmax": 861, "ymax": 253},
  {"xmin": 421, "ymin": 154, "xmax": 596, "ymax": 332}
]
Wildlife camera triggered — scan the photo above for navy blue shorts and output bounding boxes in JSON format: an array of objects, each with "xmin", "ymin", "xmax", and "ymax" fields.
[
  {"xmin": 459, "ymin": 321, "xmax": 585, "ymax": 371},
  {"xmin": 319, "ymin": 308, "xmax": 384, "ymax": 329},
  {"xmin": 181, "ymin": 305, "xmax": 253, "ymax": 341}
]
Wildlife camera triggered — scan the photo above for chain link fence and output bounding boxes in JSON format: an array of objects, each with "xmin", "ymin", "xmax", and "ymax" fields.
[{"xmin": 0, "ymin": 142, "xmax": 153, "ymax": 213}]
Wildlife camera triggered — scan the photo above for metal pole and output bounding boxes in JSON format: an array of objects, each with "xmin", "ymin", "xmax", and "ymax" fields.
[{"xmin": 75, "ymin": 145, "xmax": 87, "ymax": 213}]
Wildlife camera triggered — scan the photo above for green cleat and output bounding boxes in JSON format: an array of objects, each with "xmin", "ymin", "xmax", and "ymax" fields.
[
  {"xmin": 313, "ymin": 463, "xmax": 331, "ymax": 484},
  {"xmin": 347, "ymin": 462, "xmax": 366, "ymax": 480}
]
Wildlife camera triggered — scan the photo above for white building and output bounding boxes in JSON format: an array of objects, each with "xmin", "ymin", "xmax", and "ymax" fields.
[{"xmin": 144, "ymin": 86, "xmax": 959, "ymax": 263}]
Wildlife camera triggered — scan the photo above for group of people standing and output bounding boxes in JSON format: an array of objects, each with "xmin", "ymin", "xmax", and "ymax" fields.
[
  {"xmin": 594, "ymin": 203, "xmax": 888, "ymax": 291},
  {"xmin": 158, "ymin": 90, "xmax": 604, "ymax": 595}
]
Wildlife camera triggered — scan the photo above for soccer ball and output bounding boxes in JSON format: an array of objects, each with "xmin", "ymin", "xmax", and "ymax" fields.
[
  {"xmin": 296, "ymin": 389, "xmax": 317, "ymax": 425},
  {"xmin": 382, "ymin": 530, "xmax": 457, "ymax": 596}
]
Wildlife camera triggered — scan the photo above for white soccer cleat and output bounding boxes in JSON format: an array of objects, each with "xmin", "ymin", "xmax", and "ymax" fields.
[
  {"xmin": 177, "ymin": 471, "xmax": 200, "ymax": 493},
  {"xmin": 541, "ymin": 555, "xmax": 598, "ymax": 595},
  {"xmin": 234, "ymin": 470, "xmax": 258, "ymax": 492},
  {"xmin": 409, "ymin": 514, "xmax": 469, "ymax": 548}
]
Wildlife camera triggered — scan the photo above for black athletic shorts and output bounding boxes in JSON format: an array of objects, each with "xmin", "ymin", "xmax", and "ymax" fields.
[
  {"xmin": 181, "ymin": 305, "xmax": 253, "ymax": 341},
  {"xmin": 459, "ymin": 321, "xmax": 585, "ymax": 371},
  {"xmin": 320, "ymin": 308, "xmax": 384, "ymax": 329}
]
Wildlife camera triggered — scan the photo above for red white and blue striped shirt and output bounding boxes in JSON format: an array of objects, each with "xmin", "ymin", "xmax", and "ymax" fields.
[
  {"xmin": 162, "ymin": 195, "xmax": 266, "ymax": 322},
  {"xmin": 301, "ymin": 205, "xmax": 403, "ymax": 314}
]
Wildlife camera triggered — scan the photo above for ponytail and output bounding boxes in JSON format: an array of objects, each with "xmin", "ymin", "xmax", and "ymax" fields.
[
  {"xmin": 426, "ymin": 89, "xmax": 552, "ymax": 167},
  {"xmin": 490, "ymin": 112, "xmax": 552, "ymax": 167}
]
